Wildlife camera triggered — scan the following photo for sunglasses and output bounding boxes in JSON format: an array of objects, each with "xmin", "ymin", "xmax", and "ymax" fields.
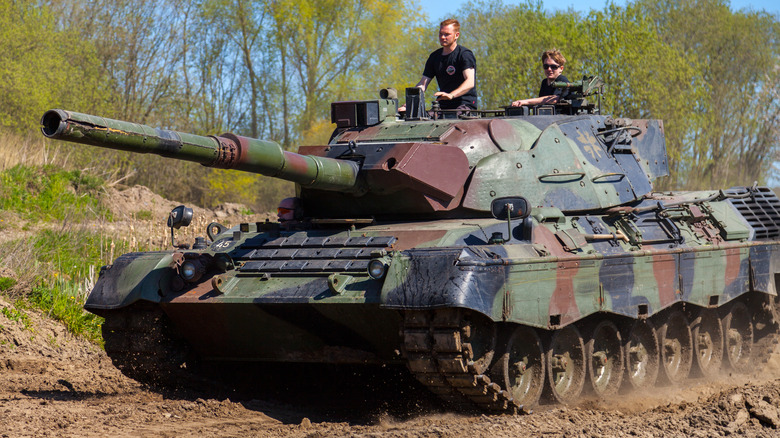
[
  {"xmin": 277, "ymin": 207, "xmax": 294, "ymax": 214},
  {"xmin": 543, "ymin": 63, "xmax": 561, "ymax": 70}
]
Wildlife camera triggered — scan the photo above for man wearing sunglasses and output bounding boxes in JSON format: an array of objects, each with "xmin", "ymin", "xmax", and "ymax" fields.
[
  {"xmin": 511, "ymin": 49, "xmax": 569, "ymax": 107},
  {"xmin": 415, "ymin": 18, "xmax": 478, "ymax": 110}
]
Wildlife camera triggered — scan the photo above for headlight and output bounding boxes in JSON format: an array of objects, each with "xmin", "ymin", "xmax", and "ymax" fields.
[
  {"xmin": 180, "ymin": 260, "xmax": 204, "ymax": 282},
  {"xmin": 368, "ymin": 259, "xmax": 388, "ymax": 280}
]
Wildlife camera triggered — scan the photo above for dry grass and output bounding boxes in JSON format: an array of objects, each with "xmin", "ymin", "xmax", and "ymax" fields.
[{"xmin": 0, "ymin": 131, "xmax": 70, "ymax": 171}]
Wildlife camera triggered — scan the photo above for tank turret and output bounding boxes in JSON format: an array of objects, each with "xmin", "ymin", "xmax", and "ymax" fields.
[{"xmin": 42, "ymin": 79, "xmax": 667, "ymax": 219}]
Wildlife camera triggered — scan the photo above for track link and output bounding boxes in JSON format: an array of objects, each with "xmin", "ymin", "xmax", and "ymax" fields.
[{"xmin": 401, "ymin": 309, "xmax": 522, "ymax": 414}]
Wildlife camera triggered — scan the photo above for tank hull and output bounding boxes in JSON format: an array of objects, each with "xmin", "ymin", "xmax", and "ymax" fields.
[
  {"xmin": 87, "ymin": 186, "xmax": 780, "ymax": 413},
  {"xmin": 55, "ymin": 95, "xmax": 779, "ymax": 413}
]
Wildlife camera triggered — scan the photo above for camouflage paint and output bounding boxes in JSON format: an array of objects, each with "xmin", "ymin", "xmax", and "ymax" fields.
[{"xmin": 42, "ymin": 102, "xmax": 780, "ymax": 370}]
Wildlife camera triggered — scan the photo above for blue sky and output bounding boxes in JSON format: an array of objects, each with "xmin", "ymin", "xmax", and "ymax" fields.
[{"xmin": 418, "ymin": 0, "xmax": 779, "ymax": 21}]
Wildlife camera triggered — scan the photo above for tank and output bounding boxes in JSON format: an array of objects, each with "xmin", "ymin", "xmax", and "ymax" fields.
[{"xmin": 41, "ymin": 77, "xmax": 780, "ymax": 413}]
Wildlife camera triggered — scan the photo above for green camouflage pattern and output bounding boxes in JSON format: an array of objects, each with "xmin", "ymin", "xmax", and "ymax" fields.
[{"xmin": 41, "ymin": 82, "xmax": 780, "ymax": 412}]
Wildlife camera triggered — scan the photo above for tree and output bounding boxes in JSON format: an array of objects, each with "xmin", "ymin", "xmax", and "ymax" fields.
[
  {"xmin": 638, "ymin": 0, "xmax": 780, "ymax": 188},
  {"xmin": 269, "ymin": 0, "xmax": 414, "ymax": 143},
  {"xmin": 0, "ymin": 0, "xmax": 106, "ymax": 133}
]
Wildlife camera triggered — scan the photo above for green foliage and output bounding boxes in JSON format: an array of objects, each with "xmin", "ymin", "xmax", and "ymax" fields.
[
  {"xmin": 635, "ymin": 0, "xmax": 780, "ymax": 188},
  {"xmin": 0, "ymin": 227, "xmax": 149, "ymax": 344},
  {"xmin": 26, "ymin": 281, "xmax": 103, "ymax": 345},
  {"xmin": 31, "ymin": 229, "xmax": 125, "ymax": 277},
  {"xmin": 202, "ymin": 168, "xmax": 294, "ymax": 212},
  {"xmin": 0, "ymin": 165, "xmax": 111, "ymax": 222},
  {"xmin": 0, "ymin": 0, "xmax": 108, "ymax": 133},
  {"xmin": 0, "ymin": 277, "xmax": 16, "ymax": 292},
  {"xmin": 135, "ymin": 210, "xmax": 154, "ymax": 221},
  {"xmin": 1, "ymin": 305, "xmax": 32, "ymax": 331},
  {"xmin": 267, "ymin": 0, "xmax": 428, "ymax": 143}
]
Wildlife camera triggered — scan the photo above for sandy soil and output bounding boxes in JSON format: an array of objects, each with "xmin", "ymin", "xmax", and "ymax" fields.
[{"xmin": 3, "ymin": 185, "xmax": 780, "ymax": 437}]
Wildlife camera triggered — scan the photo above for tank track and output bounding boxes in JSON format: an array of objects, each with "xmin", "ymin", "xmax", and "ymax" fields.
[
  {"xmin": 402, "ymin": 294, "xmax": 780, "ymax": 413},
  {"xmin": 401, "ymin": 309, "xmax": 522, "ymax": 415},
  {"xmin": 101, "ymin": 302, "xmax": 191, "ymax": 386}
]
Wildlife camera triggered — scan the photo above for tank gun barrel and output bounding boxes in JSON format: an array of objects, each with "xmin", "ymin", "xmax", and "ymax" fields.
[{"xmin": 40, "ymin": 109, "xmax": 359, "ymax": 191}]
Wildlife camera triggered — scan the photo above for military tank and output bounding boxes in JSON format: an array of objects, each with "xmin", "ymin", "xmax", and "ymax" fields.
[{"xmin": 40, "ymin": 78, "xmax": 780, "ymax": 413}]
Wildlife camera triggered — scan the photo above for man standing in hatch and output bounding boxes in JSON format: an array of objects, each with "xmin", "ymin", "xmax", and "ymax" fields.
[{"xmin": 415, "ymin": 19, "xmax": 477, "ymax": 110}]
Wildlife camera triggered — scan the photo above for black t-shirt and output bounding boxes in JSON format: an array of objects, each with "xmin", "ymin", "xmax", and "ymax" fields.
[
  {"xmin": 422, "ymin": 45, "xmax": 477, "ymax": 109},
  {"xmin": 539, "ymin": 74, "xmax": 569, "ymax": 98}
]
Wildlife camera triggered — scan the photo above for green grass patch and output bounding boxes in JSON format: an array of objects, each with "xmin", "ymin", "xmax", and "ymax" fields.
[
  {"xmin": 0, "ymin": 277, "xmax": 16, "ymax": 292},
  {"xmin": 134, "ymin": 209, "xmax": 154, "ymax": 221},
  {"xmin": 0, "ymin": 164, "xmax": 112, "ymax": 222},
  {"xmin": 27, "ymin": 280, "xmax": 103, "ymax": 345},
  {"xmin": 31, "ymin": 229, "xmax": 136, "ymax": 279},
  {"xmin": 1, "ymin": 228, "xmax": 152, "ymax": 345},
  {"xmin": 23, "ymin": 228, "xmax": 152, "ymax": 344},
  {"xmin": 1, "ymin": 305, "xmax": 32, "ymax": 331}
]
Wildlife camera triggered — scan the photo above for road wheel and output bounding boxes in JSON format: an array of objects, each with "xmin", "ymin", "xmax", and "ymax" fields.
[
  {"xmin": 658, "ymin": 310, "xmax": 693, "ymax": 385},
  {"xmin": 722, "ymin": 301, "xmax": 753, "ymax": 373},
  {"xmin": 545, "ymin": 325, "xmax": 586, "ymax": 404},
  {"xmin": 587, "ymin": 320, "xmax": 624, "ymax": 397},
  {"xmin": 691, "ymin": 309, "xmax": 724, "ymax": 378},
  {"xmin": 496, "ymin": 326, "xmax": 545, "ymax": 409}
]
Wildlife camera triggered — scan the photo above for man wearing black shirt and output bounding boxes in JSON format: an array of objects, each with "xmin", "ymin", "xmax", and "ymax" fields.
[
  {"xmin": 511, "ymin": 49, "xmax": 569, "ymax": 107},
  {"xmin": 415, "ymin": 19, "xmax": 477, "ymax": 110}
]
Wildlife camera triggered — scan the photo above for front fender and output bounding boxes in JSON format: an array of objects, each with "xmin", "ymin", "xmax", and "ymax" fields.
[
  {"xmin": 380, "ymin": 248, "xmax": 508, "ymax": 320},
  {"xmin": 84, "ymin": 251, "xmax": 175, "ymax": 311}
]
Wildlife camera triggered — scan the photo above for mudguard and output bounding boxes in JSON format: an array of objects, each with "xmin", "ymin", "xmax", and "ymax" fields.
[{"xmin": 84, "ymin": 252, "xmax": 174, "ymax": 310}]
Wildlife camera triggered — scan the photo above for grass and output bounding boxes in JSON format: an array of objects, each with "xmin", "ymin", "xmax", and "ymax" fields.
[
  {"xmin": 0, "ymin": 157, "xmax": 272, "ymax": 347},
  {"xmin": 1, "ymin": 305, "xmax": 32, "ymax": 331},
  {"xmin": 0, "ymin": 225, "xmax": 152, "ymax": 345},
  {"xmin": 0, "ymin": 163, "xmax": 156, "ymax": 345},
  {"xmin": 0, "ymin": 277, "xmax": 15, "ymax": 291},
  {"xmin": 135, "ymin": 209, "xmax": 154, "ymax": 221},
  {"xmin": 0, "ymin": 164, "xmax": 111, "ymax": 222},
  {"xmin": 27, "ymin": 280, "xmax": 104, "ymax": 345}
]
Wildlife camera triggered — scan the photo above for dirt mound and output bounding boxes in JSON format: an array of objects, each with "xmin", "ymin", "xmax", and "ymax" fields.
[
  {"xmin": 101, "ymin": 184, "xmax": 274, "ymax": 226},
  {"xmin": 101, "ymin": 185, "xmax": 270, "ymax": 223}
]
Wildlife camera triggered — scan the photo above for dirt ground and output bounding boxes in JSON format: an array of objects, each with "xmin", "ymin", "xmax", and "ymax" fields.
[
  {"xmin": 3, "ymin": 185, "xmax": 780, "ymax": 437},
  {"xmin": 4, "ymin": 297, "xmax": 780, "ymax": 438}
]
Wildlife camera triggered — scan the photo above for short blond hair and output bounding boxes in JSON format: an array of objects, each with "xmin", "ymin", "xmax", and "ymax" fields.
[{"xmin": 440, "ymin": 18, "xmax": 460, "ymax": 33}]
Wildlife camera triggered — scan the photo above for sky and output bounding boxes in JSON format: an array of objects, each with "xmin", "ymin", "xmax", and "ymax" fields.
[{"xmin": 418, "ymin": 0, "xmax": 780, "ymax": 21}]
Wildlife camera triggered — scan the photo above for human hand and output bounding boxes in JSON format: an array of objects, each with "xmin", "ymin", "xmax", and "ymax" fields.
[
  {"xmin": 434, "ymin": 92, "xmax": 453, "ymax": 101},
  {"xmin": 511, "ymin": 100, "xmax": 525, "ymax": 107}
]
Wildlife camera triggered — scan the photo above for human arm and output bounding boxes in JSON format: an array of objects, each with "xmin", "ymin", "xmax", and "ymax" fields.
[
  {"xmin": 511, "ymin": 94, "xmax": 560, "ymax": 107},
  {"xmin": 512, "ymin": 76, "xmax": 568, "ymax": 107},
  {"xmin": 434, "ymin": 68, "xmax": 475, "ymax": 101},
  {"xmin": 415, "ymin": 75, "xmax": 432, "ymax": 91}
]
